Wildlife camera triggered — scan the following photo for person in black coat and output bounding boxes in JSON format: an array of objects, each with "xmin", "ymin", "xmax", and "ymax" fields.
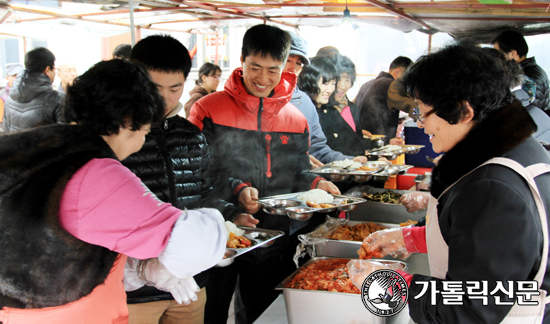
[
  {"xmin": 299, "ymin": 56, "xmax": 373, "ymax": 157},
  {"xmin": 121, "ymin": 35, "xmax": 255, "ymax": 324},
  {"xmin": 493, "ymin": 30, "xmax": 550, "ymax": 115},
  {"xmin": 355, "ymin": 43, "xmax": 550, "ymax": 323}
]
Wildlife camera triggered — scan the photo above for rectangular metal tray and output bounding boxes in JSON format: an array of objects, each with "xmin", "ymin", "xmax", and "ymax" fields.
[
  {"xmin": 276, "ymin": 257, "xmax": 407, "ymax": 324},
  {"xmin": 257, "ymin": 192, "xmax": 367, "ymax": 214},
  {"xmin": 217, "ymin": 226, "xmax": 285, "ymax": 267},
  {"xmin": 367, "ymin": 144, "xmax": 425, "ymax": 159},
  {"xmin": 348, "ymin": 188, "xmax": 427, "ymax": 223},
  {"xmin": 309, "ymin": 161, "xmax": 390, "ymax": 183},
  {"xmin": 314, "ymin": 220, "xmax": 401, "ymax": 259}
]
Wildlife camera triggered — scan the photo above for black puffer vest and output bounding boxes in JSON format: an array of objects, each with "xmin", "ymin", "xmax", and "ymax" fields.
[
  {"xmin": 122, "ymin": 115, "xmax": 239, "ymax": 303},
  {"xmin": 0, "ymin": 124, "xmax": 118, "ymax": 309}
]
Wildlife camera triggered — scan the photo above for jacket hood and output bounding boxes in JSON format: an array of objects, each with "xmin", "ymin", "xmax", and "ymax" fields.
[
  {"xmin": 376, "ymin": 71, "xmax": 394, "ymax": 80},
  {"xmin": 224, "ymin": 67, "xmax": 296, "ymax": 116},
  {"xmin": 430, "ymin": 100, "xmax": 537, "ymax": 198},
  {"xmin": 9, "ymin": 70, "xmax": 54, "ymax": 104},
  {"xmin": 189, "ymin": 85, "xmax": 209, "ymax": 97}
]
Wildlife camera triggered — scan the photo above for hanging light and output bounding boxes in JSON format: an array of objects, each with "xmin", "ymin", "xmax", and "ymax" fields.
[{"xmin": 342, "ymin": 0, "xmax": 351, "ymax": 24}]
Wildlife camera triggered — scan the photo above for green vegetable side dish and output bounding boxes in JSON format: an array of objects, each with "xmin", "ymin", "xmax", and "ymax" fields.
[{"xmin": 363, "ymin": 190, "xmax": 402, "ymax": 204}]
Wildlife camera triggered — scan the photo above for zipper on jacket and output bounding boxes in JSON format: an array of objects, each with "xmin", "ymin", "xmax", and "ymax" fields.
[
  {"xmin": 158, "ymin": 119, "xmax": 176, "ymax": 205},
  {"xmin": 257, "ymin": 98, "xmax": 266, "ymax": 193},
  {"xmin": 265, "ymin": 134, "xmax": 272, "ymax": 178}
]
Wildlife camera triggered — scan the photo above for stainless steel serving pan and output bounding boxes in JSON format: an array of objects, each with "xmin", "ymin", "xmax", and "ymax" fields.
[
  {"xmin": 276, "ymin": 257, "xmax": 408, "ymax": 324},
  {"xmin": 313, "ymin": 220, "xmax": 401, "ymax": 259},
  {"xmin": 216, "ymin": 226, "xmax": 285, "ymax": 267}
]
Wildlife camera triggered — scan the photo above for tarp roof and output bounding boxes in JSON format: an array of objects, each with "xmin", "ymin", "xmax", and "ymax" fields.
[{"xmin": 1, "ymin": 0, "xmax": 549, "ymax": 42}]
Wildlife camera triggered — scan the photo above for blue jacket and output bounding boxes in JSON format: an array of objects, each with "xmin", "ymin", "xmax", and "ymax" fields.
[{"xmin": 290, "ymin": 86, "xmax": 352, "ymax": 163}]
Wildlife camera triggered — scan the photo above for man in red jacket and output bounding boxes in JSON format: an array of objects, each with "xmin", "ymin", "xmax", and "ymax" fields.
[{"xmin": 189, "ymin": 24, "xmax": 339, "ymax": 324}]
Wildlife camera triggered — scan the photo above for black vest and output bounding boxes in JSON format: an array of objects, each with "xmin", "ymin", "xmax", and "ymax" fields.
[{"xmin": 0, "ymin": 124, "xmax": 118, "ymax": 308}]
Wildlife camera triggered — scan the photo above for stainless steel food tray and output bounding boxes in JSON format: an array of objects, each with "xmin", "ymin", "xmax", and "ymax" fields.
[
  {"xmin": 367, "ymin": 144, "xmax": 425, "ymax": 159},
  {"xmin": 314, "ymin": 220, "xmax": 401, "ymax": 259},
  {"xmin": 217, "ymin": 226, "xmax": 285, "ymax": 267},
  {"xmin": 257, "ymin": 192, "xmax": 367, "ymax": 215},
  {"xmin": 276, "ymin": 257, "xmax": 408, "ymax": 324},
  {"xmin": 309, "ymin": 161, "xmax": 390, "ymax": 182}
]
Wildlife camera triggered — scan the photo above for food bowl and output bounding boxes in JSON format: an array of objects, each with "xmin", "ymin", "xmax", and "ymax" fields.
[
  {"xmin": 370, "ymin": 171, "xmax": 391, "ymax": 182},
  {"xmin": 310, "ymin": 167, "xmax": 349, "ymax": 182},
  {"xmin": 352, "ymin": 172, "xmax": 373, "ymax": 183},
  {"xmin": 286, "ymin": 207, "xmax": 316, "ymax": 221},
  {"xmin": 333, "ymin": 198, "xmax": 359, "ymax": 212},
  {"xmin": 260, "ymin": 199, "xmax": 301, "ymax": 215},
  {"xmin": 216, "ymin": 249, "xmax": 237, "ymax": 267}
]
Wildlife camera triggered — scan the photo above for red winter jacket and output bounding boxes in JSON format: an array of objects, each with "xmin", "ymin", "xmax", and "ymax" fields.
[{"xmin": 189, "ymin": 68, "xmax": 322, "ymax": 242}]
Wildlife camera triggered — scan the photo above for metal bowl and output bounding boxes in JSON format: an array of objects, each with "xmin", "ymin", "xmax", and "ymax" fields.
[
  {"xmin": 310, "ymin": 167, "xmax": 350, "ymax": 182},
  {"xmin": 333, "ymin": 198, "xmax": 358, "ymax": 212},
  {"xmin": 286, "ymin": 207, "xmax": 316, "ymax": 221},
  {"xmin": 352, "ymin": 172, "xmax": 373, "ymax": 183},
  {"xmin": 216, "ymin": 249, "xmax": 237, "ymax": 267},
  {"xmin": 260, "ymin": 199, "xmax": 301, "ymax": 215},
  {"xmin": 370, "ymin": 171, "xmax": 391, "ymax": 182}
]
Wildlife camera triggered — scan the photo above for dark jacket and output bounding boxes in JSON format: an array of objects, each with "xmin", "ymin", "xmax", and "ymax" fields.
[
  {"xmin": 122, "ymin": 111, "xmax": 241, "ymax": 303},
  {"xmin": 408, "ymin": 101, "xmax": 550, "ymax": 324},
  {"xmin": 3, "ymin": 70, "xmax": 65, "ymax": 132},
  {"xmin": 354, "ymin": 72, "xmax": 415, "ymax": 142},
  {"xmin": 0, "ymin": 125, "xmax": 118, "ymax": 309},
  {"xmin": 291, "ymin": 86, "xmax": 351, "ymax": 163},
  {"xmin": 317, "ymin": 100, "xmax": 374, "ymax": 157},
  {"xmin": 189, "ymin": 68, "xmax": 322, "ymax": 260},
  {"xmin": 184, "ymin": 85, "xmax": 209, "ymax": 118},
  {"xmin": 521, "ymin": 57, "xmax": 550, "ymax": 113}
]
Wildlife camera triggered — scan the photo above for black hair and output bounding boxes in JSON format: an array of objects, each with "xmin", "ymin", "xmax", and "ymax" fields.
[
  {"xmin": 334, "ymin": 54, "xmax": 357, "ymax": 86},
  {"xmin": 242, "ymin": 24, "xmax": 291, "ymax": 64},
  {"xmin": 196, "ymin": 62, "xmax": 222, "ymax": 86},
  {"xmin": 64, "ymin": 59, "xmax": 165, "ymax": 136},
  {"xmin": 316, "ymin": 46, "xmax": 339, "ymax": 61},
  {"xmin": 399, "ymin": 42, "xmax": 519, "ymax": 125},
  {"xmin": 130, "ymin": 34, "xmax": 192, "ymax": 78},
  {"xmin": 113, "ymin": 44, "xmax": 132, "ymax": 60},
  {"xmin": 298, "ymin": 56, "xmax": 339, "ymax": 106},
  {"xmin": 25, "ymin": 47, "xmax": 55, "ymax": 73},
  {"xmin": 492, "ymin": 30, "xmax": 528, "ymax": 58},
  {"xmin": 389, "ymin": 56, "xmax": 413, "ymax": 71}
]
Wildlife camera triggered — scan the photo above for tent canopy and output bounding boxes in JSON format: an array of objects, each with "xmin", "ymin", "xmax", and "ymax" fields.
[{"xmin": 0, "ymin": 0, "xmax": 549, "ymax": 42}]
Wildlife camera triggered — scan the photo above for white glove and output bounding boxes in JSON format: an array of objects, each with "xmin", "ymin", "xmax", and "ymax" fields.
[{"xmin": 138, "ymin": 258, "xmax": 200, "ymax": 305}]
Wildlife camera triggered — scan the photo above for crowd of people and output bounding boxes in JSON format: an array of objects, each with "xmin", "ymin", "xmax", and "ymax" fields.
[{"xmin": 1, "ymin": 24, "xmax": 550, "ymax": 324}]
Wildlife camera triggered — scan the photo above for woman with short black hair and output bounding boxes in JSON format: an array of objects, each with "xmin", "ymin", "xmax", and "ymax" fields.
[
  {"xmin": 0, "ymin": 59, "xmax": 226, "ymax": 324},
  {"xmin": 299, "ymin": 55, "xmax": 373, "ymax": 157},
  {"xmin": 354, "ymin": 42, "xmax": 550, "ymax": 324}
]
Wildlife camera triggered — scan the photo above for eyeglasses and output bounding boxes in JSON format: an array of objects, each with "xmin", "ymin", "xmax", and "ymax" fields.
[
  {"xmin": 412, "ymin": 107, "xmax": 434, "ymax": 125},
  {"xmin": 208, "ymin": 75, "xmax": 221, "ymax": 80}
]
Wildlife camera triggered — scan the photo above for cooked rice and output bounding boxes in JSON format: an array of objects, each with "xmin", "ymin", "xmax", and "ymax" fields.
[
  {"xmin": 225, "ymin": 221, "xmax": 244, "ymax": 239},
  {"xmin": 331, "ymin": 159, "xmax": 361, "ymax": 170},
  {"xmin": 297, "ymin": 189, "xmax": 334, "ymax": 203}
]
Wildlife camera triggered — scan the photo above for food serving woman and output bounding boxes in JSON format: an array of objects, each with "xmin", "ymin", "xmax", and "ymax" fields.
[
  {"xmin": 351, "ymin": 43, "xmax": 550, "ymax": 323},
  {"xmin": 0, "ymin": 59, "xmax": 226, "ymax": 324}
]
